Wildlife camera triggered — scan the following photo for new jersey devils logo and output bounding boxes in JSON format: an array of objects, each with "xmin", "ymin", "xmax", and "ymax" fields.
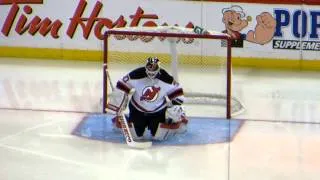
[{"xmin": 140, "ymin": 86, "xmax": 161, "ymax": 102}]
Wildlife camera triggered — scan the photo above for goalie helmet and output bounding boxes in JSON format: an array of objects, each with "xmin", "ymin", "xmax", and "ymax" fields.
[{"xmin": 145, "ymin": 57, "xmax": 160, "ymax": 79}]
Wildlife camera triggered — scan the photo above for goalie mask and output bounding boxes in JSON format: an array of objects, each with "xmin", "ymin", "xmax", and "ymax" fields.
[{"xmin": 145, "ymin": 57, "xmax": 160, "ymax": 79}]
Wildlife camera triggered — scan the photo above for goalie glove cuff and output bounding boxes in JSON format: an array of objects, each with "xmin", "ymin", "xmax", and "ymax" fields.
[{"xmin": 105, "ymin": 89, "xmax": 129, "ymax": 114}]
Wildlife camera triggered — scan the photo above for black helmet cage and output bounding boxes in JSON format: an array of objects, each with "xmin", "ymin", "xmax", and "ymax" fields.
[{"xmin": 145, "ymin": 57, "xmax": 160, "ymax": 79}]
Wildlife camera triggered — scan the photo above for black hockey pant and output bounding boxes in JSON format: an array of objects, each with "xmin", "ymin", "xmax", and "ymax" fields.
[{"xmin": 128, "ymin": 102, "xmax": 166, "ymax": 137}]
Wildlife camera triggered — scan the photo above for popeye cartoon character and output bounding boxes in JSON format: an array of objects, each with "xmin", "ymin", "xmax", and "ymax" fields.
[{"xmin": 222, "ymin": 5, "xmax": 276, "ymax": 46}]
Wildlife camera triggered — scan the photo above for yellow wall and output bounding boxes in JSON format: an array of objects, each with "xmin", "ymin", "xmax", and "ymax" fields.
[{"xmin": 1, "ymin": 46, "xmax": 320, "ymax": 71}]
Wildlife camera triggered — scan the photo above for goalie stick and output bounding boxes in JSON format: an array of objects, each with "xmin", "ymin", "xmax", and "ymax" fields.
[
  {"xmin": 105, "ymin": 68, "xmax": 152, "ymax": 149},
  {"xmin": 117, "ymin": 111, "xmax": 152, "ymax": 149}
]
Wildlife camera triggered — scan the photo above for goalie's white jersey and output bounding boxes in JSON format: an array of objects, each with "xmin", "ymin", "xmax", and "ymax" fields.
[{"xmin": 116, "ymin": 67, "xmax": 184, "ymax": 113}]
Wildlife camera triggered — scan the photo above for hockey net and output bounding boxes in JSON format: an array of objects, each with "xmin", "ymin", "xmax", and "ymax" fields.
[{"xmin": 102, "ymin": 26, "xmax": 245, "ymax": 119}]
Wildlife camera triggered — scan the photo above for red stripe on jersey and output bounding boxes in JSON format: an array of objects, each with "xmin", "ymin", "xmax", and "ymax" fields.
[
  {"xmin": 116, "ymin": 81, "xmax": 131, "ymax": 94},
  {"xmin": 167, "ymin": 88, "xmax": 183, "ymax": 100},
  {"xmin": 131, "ymin": 98, "xmax": 167, "ymax": 113}
]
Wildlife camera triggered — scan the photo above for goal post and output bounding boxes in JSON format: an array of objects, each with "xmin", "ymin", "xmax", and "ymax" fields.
[{"xmin": 102, "ymin": 26, "xmax": 244, "ymax": 119}]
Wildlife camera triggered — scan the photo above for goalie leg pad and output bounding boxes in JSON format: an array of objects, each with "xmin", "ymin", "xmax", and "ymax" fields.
[
  {"xmin": 165, "ymin": 105, "xmax": 188, "ymax": 134},
  {"xmin": 152, "ymin": 123, "xmax": 175, "ymax": 141},
  {"xmin": 153, "ymin": 120, "xmax": 188, "ymax": 141},
  {"xmin": 175, "ymin": 117, "xmax": 188, "ymax": 134}
]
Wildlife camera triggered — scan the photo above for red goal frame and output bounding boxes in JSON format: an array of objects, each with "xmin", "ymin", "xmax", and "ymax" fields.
[{"xmin": 102, "ymin": 28, "xmax": 233, "ymax": 119}]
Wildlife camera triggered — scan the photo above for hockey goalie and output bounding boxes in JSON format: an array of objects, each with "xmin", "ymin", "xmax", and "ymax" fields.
[{"xmin": 106, "ymin": 57, "xmax": 188, "ymax": 141}]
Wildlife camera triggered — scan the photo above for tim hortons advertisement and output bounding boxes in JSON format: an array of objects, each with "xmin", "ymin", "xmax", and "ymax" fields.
[{"xmin": 0, "ymin": 0, "xmax": 319, "ymax": 59}]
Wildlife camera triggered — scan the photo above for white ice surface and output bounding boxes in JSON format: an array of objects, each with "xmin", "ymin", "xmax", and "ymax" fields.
[{"xmin": 0, "ymin": 58, "xmax": 319, "ymax": 180}]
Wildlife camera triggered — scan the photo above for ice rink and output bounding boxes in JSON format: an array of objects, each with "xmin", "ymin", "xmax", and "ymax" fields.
[{"xmin": 0, "ymin": 57, "xmax": 320, "ymax": 180}]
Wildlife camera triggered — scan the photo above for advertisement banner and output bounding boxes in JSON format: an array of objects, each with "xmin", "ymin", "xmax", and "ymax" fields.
[{"xmin": 0, "ymin": 0, "xmax": 319, "ymax": 61}]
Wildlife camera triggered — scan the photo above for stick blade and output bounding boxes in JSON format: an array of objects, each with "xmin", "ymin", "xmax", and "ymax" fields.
[{"xmin": 128, "ymin": 140, "xmax": 152, "ymax": 149}]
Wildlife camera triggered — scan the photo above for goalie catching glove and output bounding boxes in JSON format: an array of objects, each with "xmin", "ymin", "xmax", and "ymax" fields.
[
  {"xmin": 153, "ymin": 105, "xmax": 188, "ymax": 141},
  {"xmin": 165, "ymin": 105, "xmax": 186, "ymax": 124}
]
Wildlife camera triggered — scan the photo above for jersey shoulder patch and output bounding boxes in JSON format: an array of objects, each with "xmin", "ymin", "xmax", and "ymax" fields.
[
  {"xmin": 128, "ymin": 67, "xmax": 147, "ymax": 79},
  {"xmin": 158, "ymin": 69, "xmax": 174, "ymax": 84}
]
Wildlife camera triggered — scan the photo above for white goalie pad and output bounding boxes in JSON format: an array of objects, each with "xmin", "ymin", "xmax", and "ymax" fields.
[
  {"xmin": 165, "ymin": 105, "xmax": 186, "ymax": 123},
  {"xmin": 106, "ymin": 89, "xmax": 129, "ymax": 114},
  {"xmin": 153, "ymin": 120, "xmax": 188, "ymax": 141}
]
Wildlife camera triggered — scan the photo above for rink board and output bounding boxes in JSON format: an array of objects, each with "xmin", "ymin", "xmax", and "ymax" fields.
[{"xmin": 72, "ymin": 114, "xmax": 244, "ymax": 146}]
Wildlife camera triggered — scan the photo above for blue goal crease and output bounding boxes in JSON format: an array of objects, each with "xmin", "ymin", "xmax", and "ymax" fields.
[{"xmin": 72, "ymin": 113, "xmax": 244, "ymax": 146}]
